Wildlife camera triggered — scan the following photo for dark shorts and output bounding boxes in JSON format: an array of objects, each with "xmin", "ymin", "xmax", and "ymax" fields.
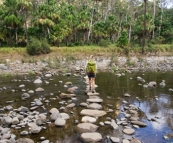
[{"xmin": 87, "ymin": 72, "xmax": 95, "ymax": 78}]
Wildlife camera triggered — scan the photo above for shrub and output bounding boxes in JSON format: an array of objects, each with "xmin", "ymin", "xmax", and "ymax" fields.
[
  {"xmin": 27, "ymin": 38, "xmax": 51, "ymax": 55},
  {"xmin": 117, "ymin": 31, "xmax": 128, "ymax": 48},
  {"xmin": 98, "ymin": 39, "xmax": 110, "ymax": 47}
]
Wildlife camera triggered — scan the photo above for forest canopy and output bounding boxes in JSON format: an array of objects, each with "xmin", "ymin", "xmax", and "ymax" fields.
[{"xmin": 0, "ymin": 0, "xmax": 172, "ymax": 48}]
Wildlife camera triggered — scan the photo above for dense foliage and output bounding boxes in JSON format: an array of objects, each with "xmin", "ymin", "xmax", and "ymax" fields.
[{"xmin": 0, "ymin": 0, "xmax": 172, "ymax": 50}]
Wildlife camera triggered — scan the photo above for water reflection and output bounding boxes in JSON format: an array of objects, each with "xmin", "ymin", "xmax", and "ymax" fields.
[{"xmin": 0, "ymin": 71, "xmax": 173, "ymax": 142}]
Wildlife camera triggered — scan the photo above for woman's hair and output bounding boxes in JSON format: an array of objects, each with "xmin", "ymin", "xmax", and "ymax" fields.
[{"xmin": 89, "ymin": 55, "xmax": 93, "ymax": 60}]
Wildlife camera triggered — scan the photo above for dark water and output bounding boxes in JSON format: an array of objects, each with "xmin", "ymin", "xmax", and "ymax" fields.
[{"xmin": 0, "ymin": 71, "xmax": 173, "ymax": 143}]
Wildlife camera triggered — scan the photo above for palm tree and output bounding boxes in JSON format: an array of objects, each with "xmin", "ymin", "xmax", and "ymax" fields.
[{"xmin": 17, "ymin": 0, "xmax": 33, "ymax": 45}]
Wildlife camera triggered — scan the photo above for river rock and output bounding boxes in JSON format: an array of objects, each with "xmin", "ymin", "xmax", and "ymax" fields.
[
  {"xmin": 148, "ymin": 81, "xmax": 157, "ymax": 88},
  {"xmin": 1, "ymin": 116, "xmax": 12, "ymax": 125},
  {"xmin": 64, "ymin": 82, "xmax": 72, "ymax": 85},
  {"xmin": 19, "ymin": 84, "xmax": 25, "ymax": 88},
  {"xmin": 80, "ymin": 109, "xmax": 106, "ymax": 117},
  {"xmin": 22, "ymin": 93, "xmax": 30, "ymax": 99},
  {"xmin": 59, "ymin": 93, "xmax": 76, "ymax": 98},
  {"xmin": 12, "ymin": 117, "xmax": 19, "ymax": 125},
  {"xmin": 35, "ymin": 100, "xmax": 43, "ymax": 106},
  {"xmin": 86, "ymin": 98, "xmax": 103, "ymax": 103},
  {"xmin": 110, "ymin": 137, "xmax": 120, "ymax": 143},
  {"xmin": 67, "ymin": 86, "xmax": 78, "ymax": 93},
  {"xmin": 54, "ymin": 117, "xmax": 66, "ymax": 126},
  {"xmin": 122, "ymin": 139, "xmax": 130, "ymax": 143},
  {"xmin": 130, "ymin": 138, "xmax": 142, "ymax": 143},
  {"xmin": 77, "ymin": 123, "xmax": 99, "ymax": 133},
  {"xmin": 66, "ymin": 103, "xmax": 75, "ymax": 108},
  {"xmin": 45, "ymin": 74, "xmax": 52, "ymax": 77},
  {"xmin": 131, "ymin": 121, "xmax": 147, "ymax": 127},
  {"xmin": 110, "ymin": 120, "xmax": 118, "ymax": 130},
  {"xmin": 81, "ymin": 116, "xmax": 97, "ymax": 123},
  {"xmin": 49, "ymin": 108, "xmax": 59, "ymax": 114},
  {"xmin": 80, "ymin": 102, "xmax": 88, "ymax": 107},
  {"xmin": 60, "ymin": 113, "xmax": 70, "ymax": 120},
  {"xmin": 20, "ymin": 131, "xmax": 29, "ymax": 136},
  {"xmin": 80, "ymin": 132, "xmax": 102, "ymax": 142},
  {"xmin": 33, "ymin": 79, "xmax": 42, "ymax": 84},
  {"xmin": 123, "ymin": 128, "xmax": 135, "ymax": 135},
  {"xmin": 87, "ymin": 103, "xmax": 102, "ymax": 110},
  {"xmin": 28, "ymin": 90, "xmax": 34, "ymax": 94},
  {"xmin": 28, "ymin": 123, "xmax": 42, "ymax": 134},
  {"xmin": 35, "ymin": 87, "xmax": 44, "ymax": 92},
  {"xmin": 16, "ymin": 138, "xmax": 34, "ymax": 143},
  {"xmin": 50, "ymin": 112, "xmax": 61, "ymax": 121}
]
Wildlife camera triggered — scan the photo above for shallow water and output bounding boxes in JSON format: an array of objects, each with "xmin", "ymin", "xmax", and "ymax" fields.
[{"xmin": 0, "ymin": 71, "xmax": 173, "ymax": 143}]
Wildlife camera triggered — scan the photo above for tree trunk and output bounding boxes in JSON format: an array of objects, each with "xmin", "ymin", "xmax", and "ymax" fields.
[
  {"xmin": 142, "ymin": 0, "xmax": 147, "ymax": 54},
  {"xmin": 152, "ymin": 0, "xmax": 156, "ymax": 39},
  {"xmin": 158, "ymin": 2, "xmax": 163, "ymax": 36},
  {"xmin": 24, "ymin": 10, "xmax": 28, "ymax": 45}
]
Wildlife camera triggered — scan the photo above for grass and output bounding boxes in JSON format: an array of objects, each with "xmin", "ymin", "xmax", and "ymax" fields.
[{"xmin": 0, "ymin": 44, "xmax": 173, "ymax": 63}]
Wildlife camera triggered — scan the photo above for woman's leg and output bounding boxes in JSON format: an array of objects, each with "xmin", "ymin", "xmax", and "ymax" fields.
[{"xmin": 91, "ymin": 77, "xmax": 95, "ymax": 91}]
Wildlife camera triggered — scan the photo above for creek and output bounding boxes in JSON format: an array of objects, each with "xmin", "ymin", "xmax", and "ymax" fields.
[{"xmin": 0, "ymin": 71, "xmax": 173, "ymax": 143}]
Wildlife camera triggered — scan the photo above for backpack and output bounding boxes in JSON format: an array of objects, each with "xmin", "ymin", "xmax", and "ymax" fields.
[{"xmin": 87, "ymin": 60, "xmax": 96, "ymax": 73}]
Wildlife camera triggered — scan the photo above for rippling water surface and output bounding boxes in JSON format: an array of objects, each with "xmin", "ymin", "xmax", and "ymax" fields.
[{"xmin": 0, "ymin": 71, "xmax": 173, "ymax": 143}]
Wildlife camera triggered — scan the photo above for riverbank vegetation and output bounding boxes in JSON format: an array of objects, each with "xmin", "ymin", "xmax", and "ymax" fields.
[{"xmin": 0, "ymin": 0, "xmax": 172, "ymax": 55}]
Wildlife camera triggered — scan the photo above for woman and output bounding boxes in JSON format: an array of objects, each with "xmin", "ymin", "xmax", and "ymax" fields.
[{"xmin": 86, "ymin": 55, "xmax": 97, "ymax": 93}]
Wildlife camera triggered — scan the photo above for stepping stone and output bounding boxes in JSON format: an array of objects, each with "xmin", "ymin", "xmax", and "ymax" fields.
[
  {"xmin": 87, "ymin": 103, "xmax": 102, "ymax": 110},
  {"xmin": 89, "ymin": 96, "xmax": 100, "ymax": 99},
  {"xmin": 77, "ymin": 123, "xmax": 99, "ymax": 133},
  {"xmin": 81, "ymin": 116, "xmax": 97, "ymax": 123},
  {"xmin": 80, "ymin": 132, "xmax": 102, "ymax": 142},
  {"xmin": 123, "ymin": 128, "xmax": 135, "ymax": 135},
  {"xmin": 80, "ymin": 109, "xmax": 106, "ymax": 117},
  {"xmin": 86, "ymin": 99, "xmax": 103, "ymax": 103}
]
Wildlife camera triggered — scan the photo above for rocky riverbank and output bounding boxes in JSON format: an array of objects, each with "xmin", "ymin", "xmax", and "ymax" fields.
[{"xmin": 0, "ymin": 56, "xmax": 173, "ymax": 75}]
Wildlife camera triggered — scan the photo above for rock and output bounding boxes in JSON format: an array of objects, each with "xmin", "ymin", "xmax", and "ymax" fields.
[
  {"xmin": 28, "ymin": 123, "xmax": 42, "ymax": 134},
  {"xmin": 17, "ymin": 106, "xmax": 29, "ymax": 112},
  {"xmin": 123, "ymin": 139, "xmax": 130, "ymax": 143},
  {"xmin": 19, "ymin": 84, "xmax": 25, "ymax": 88},
  {"xmin": 59, "ymin": 93, "xmax": 76, "ymax": 98},
  {"xmin": 131, "ymin": 121, "xmax": 147, "ymax": 127},
  {"xmin": 148, "ymin": 81, "xmax": 157, "ymax": 88},
  {"xmin": 110, "ymin": 137, "xmax": 120, "ymax": 143},
  {"xmin": 1, "ymin": 116, "xmax": 12, "ymax": 125},
  {"xmin": 60, "ymin": 113, "xmax": 70, "ymax": 120},
  {"xmin": 67, "ymin": 86, "xmax": 78, "ymax": 93},
  {"xmin": 33, "ymin": 79, "xmax": 42, "ymax": 84},
  {"xmin": 20, "ymin": 131, "xmax": 29, "ymax": 136},
  {"xmin": 22, "ymin": 93, "xmax": 30, "ymax": 99},
  {"xmin": 4, "ymin": 105, "xmax": 13, "ymax": 111},
  {"xmin": 49, "ymin": 108, "xmax": 59, "ymax": 114},
  {"xmin": 80, "ymin": 109, "xmax": 106, "ymax": 117},
  {"xmin": 66, "ymin": 103, "xmax": 75, "ymax": 108},
  {"xmin": 124, "ymin": 93, "xmax": 131, "ymax": 97},
  {"xmin": 81, "ymin": 116, "xmax": 97, "ymax": 123},
  {"xmin": 41, "ymin": 140, "xmax": 50, "ymax": 143},
  {"xmin": 45, "ymin": 74, "xmax": 52, "ymax": 77},
  {"xmin": 110, "ymin": 120, "xmax": 118, "ymax": 130},
  {"xmin": 64, "ymin": 82, "xmax": 72, "ymax": 85},
  {"xmin": 50, "ymin": 112, "xmax": 61, "ymax": 121},
  {"xmin": 35, "ymin": 100, "xmax": 43, "ymax": 106},
  {"xmin": 16, "ymin": 138, "xmax": 34, "ymax": 143},
  {"xmin": 80, "ymin": 102, "xmax": 88, "ymax": 107},
  {"xmin": 87, "ymin": 103, "xmax": 102, "ymax": 110},
  {"xmin": 130, "ymin": 138, "xmax": 142, "ymax": 143},
  {"xmin": 54, "ymin": 118, "xmax": 66, "ymax": 126},
  {"xmin": 123, "ymin": 128, "xmax": 135, "ymax": 135},
  {"xmin": 28, "ymin": 90, "xmax": 34, "ymax": 94},
  {"xmin": 80, "ymin": 132, "xmax": 102, "ymax": 142},
  {"xmin": 12, "ymin": 117, "xmax": 19, "ymax": 125},
  {"xmin": 77, "ymin": 123, "xmax": 99, "ymax": 133},
  {"xmin": 86, "ymin": 99, "xmax": 103, "ymax": 103},
  {"xmin": 35, "ymin": 87, "xmax": 44, "ymax": 92}
]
